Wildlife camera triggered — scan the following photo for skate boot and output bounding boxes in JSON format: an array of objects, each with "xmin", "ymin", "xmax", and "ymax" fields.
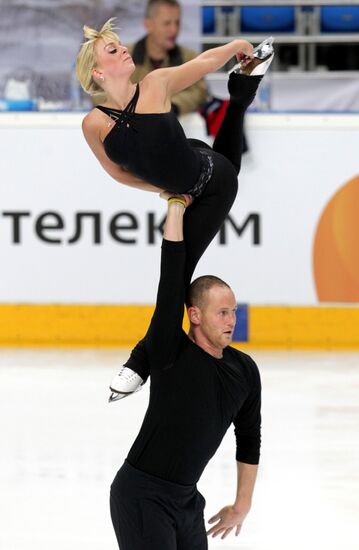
[
  {"xmin": 228, "ymin": 36, "xmax": 275, "ymax": 77},
  {"xmin": 108, "ymin": 367, "xmax": 144, "ymax": 403}
]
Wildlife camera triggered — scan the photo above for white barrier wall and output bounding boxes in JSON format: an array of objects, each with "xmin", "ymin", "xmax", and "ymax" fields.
[{"xmin": 1, "ymin": 112, "xmax": 358, "ymax": 305}]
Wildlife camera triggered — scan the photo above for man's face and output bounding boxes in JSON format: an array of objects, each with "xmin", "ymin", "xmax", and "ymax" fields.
[
  {"xmin": 145, "ymin": 4, "xmax": 181, "ymax": 51},
  {"xmin": 195, "ymin": 286, "xmax": 237, "ymax": 351}
]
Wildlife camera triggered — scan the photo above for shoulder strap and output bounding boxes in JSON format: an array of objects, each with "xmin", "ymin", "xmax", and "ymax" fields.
[
  {"xmin": 96, "ymin": 84, "xmax": 139, "ymax": 119},
  {"xmin": 95, "ymin": 105, "xmax": 121, "ymax": 121},
  {"xmin": 126, "ymin": 83, "xmax": 140, "ymax": 114}
]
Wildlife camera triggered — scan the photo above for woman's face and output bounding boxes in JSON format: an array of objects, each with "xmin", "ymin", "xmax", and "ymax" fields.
[{"xmin": 93, "ymin": 38, "xmax": 135, "ymax": 79}]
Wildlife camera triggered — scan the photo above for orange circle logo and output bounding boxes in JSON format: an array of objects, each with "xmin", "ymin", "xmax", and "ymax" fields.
[{"xmin": 313, "ymin": 175, "xmax": 359, "ymax": 301}]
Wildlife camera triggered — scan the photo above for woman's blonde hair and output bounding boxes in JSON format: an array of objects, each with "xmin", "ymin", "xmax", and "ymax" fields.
[{"xmin": 76, "ymin": 17, "xmax": 119, "ymax": 98}]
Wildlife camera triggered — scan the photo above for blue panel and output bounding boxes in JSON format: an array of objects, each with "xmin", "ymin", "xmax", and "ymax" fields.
[
  {"xmin": 321, "ymin": 7, "xmax": 359, "ymax": 32},
  {"xmin": 0, "ymin": 99, "xmax": 37, "ymax": 111},
  {"xmin": 241, "ymin": 7, "xmax": 295, "ymax": 33},
  {"xmin": 233, "ymin": 304, "xmax": 248, "ymax": 342},
  {"xmin": 202, "ymin": 6, "xmax": 216, "ymax": 34}
]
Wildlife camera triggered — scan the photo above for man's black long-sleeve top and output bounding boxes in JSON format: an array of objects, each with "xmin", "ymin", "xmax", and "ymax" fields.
[{"xmin": 127, "ymin": 240, "xmax": 261, "ymax": 485}]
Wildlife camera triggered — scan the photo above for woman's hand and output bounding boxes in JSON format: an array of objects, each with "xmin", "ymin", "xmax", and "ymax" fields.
[
  {"xmin": 235, "ymin": 40, "xmax": 254, "ymax": 68},
  {"xmin": 206, "ymin": 503, "xmax": 250, "ymax": 539}
]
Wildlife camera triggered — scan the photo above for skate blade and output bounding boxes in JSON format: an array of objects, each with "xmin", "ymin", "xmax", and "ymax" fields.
[
  {"xmin": 108, "ymin": 383, "xmax": 144, "ymax": 403},
  {"xmin": 253, "ymin": 36, "xmax": 274, "ymax": 58},
  {"xmin": 108, "ymin": 391, "xmax": 129, "ymax": 403}
]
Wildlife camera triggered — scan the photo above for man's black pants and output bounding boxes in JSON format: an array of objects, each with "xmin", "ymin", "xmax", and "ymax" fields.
[{"xmin": 110, "ymin": 461, "xmax": 208, "ymax": 550}]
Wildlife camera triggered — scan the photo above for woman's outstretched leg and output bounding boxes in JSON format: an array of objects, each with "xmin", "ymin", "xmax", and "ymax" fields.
[{"xmin": 213, "ymin": 74, "xmax": 262, "ymax": 175}]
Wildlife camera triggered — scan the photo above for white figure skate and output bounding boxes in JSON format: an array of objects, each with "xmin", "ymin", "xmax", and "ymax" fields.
[{"xmin": 108, "ymin": 367, "xmax": 144, "ymax": 403}]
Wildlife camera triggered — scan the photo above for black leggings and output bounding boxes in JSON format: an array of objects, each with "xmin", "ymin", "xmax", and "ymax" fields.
[{"xmin": 125, "ymin": 74, "xmax": 262, "ymax": 381}]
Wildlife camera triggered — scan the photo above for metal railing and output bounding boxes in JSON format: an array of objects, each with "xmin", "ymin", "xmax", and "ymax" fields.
[
  {"xmin": 201, "ymin": 34, "xmax": 359, "ymax": 44},
  {"xmin": 201, "ymin": 1, "xmax": 359, "ymax": 70},
  {"xmin": 201, "ymin": 1, "xmax": 359, "ymax": 6}
]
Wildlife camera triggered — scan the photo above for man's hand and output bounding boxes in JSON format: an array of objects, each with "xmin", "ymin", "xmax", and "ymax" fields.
[{"xmin": 207, "ymin": 503, "xmax": 250, "ymax": 539}]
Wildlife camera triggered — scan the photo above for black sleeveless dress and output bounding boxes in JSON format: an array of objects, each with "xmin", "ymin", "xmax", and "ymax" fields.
[{"xmin": 96, "ymin": 84, "xmax": 213, "ymax": 196}]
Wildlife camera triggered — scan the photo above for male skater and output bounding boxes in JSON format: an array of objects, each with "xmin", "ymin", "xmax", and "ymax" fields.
[{"xmin": 110, "ymin": 194, "xmax": 261, "ymax": 549}]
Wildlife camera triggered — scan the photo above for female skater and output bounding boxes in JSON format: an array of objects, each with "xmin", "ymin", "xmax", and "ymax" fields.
[{"xmin": 76, "ymin": 19, "xmax": 274, "ymax": 398}]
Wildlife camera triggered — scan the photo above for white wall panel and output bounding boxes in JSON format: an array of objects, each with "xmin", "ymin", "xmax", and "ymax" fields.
[{"xmin": 1, "ymin": 113, "xmax": 358, "ymax": 304}]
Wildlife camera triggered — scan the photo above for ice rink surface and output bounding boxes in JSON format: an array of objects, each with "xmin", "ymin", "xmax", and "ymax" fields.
[{"xmin": 1, "ymin": 349, "xmax": 358, "ymax": 550}]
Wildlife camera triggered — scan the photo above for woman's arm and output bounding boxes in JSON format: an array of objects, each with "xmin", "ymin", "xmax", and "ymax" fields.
[
  {"xmin": 82, "ymin": 113, "xmax": 163, "ymax": 193},
  {"xmin": 160, "ymin": 40, "xmax": 253, "ymax": 97}
]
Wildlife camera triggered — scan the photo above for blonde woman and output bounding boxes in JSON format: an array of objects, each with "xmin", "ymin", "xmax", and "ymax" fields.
[{"xmin": 76, "ymin": 19, "xmax": 273, "ymax": 394}]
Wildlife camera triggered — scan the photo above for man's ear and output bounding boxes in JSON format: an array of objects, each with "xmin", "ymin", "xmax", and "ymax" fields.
[{"xmin": 187, "ymin": 306, "xmax": 201, "ymax": 325}]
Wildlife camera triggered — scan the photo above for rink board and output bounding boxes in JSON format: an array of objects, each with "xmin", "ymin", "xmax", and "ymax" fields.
[
  {"xmin": 1, "ymin": 303, "xmax": 359, "ymax": 349},
  {"xmin": 1, "ymin": 112, "xmax": 359, "ymax": 347}
]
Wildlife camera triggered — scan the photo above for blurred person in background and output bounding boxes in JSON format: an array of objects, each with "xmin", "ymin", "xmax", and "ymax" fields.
[{"xmin": 128, "ymin": 0, "xmax": 208, "ymax": 116}]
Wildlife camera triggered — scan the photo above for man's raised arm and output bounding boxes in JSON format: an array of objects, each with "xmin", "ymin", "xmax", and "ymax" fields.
[{"xmin": 145, "ymin": 193, "xmax": 192, "ymax": 370}]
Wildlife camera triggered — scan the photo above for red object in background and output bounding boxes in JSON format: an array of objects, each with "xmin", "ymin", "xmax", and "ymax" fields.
[{"xmin": 199, "ymin": 98, "xmax": 229, "ymax": 137}]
